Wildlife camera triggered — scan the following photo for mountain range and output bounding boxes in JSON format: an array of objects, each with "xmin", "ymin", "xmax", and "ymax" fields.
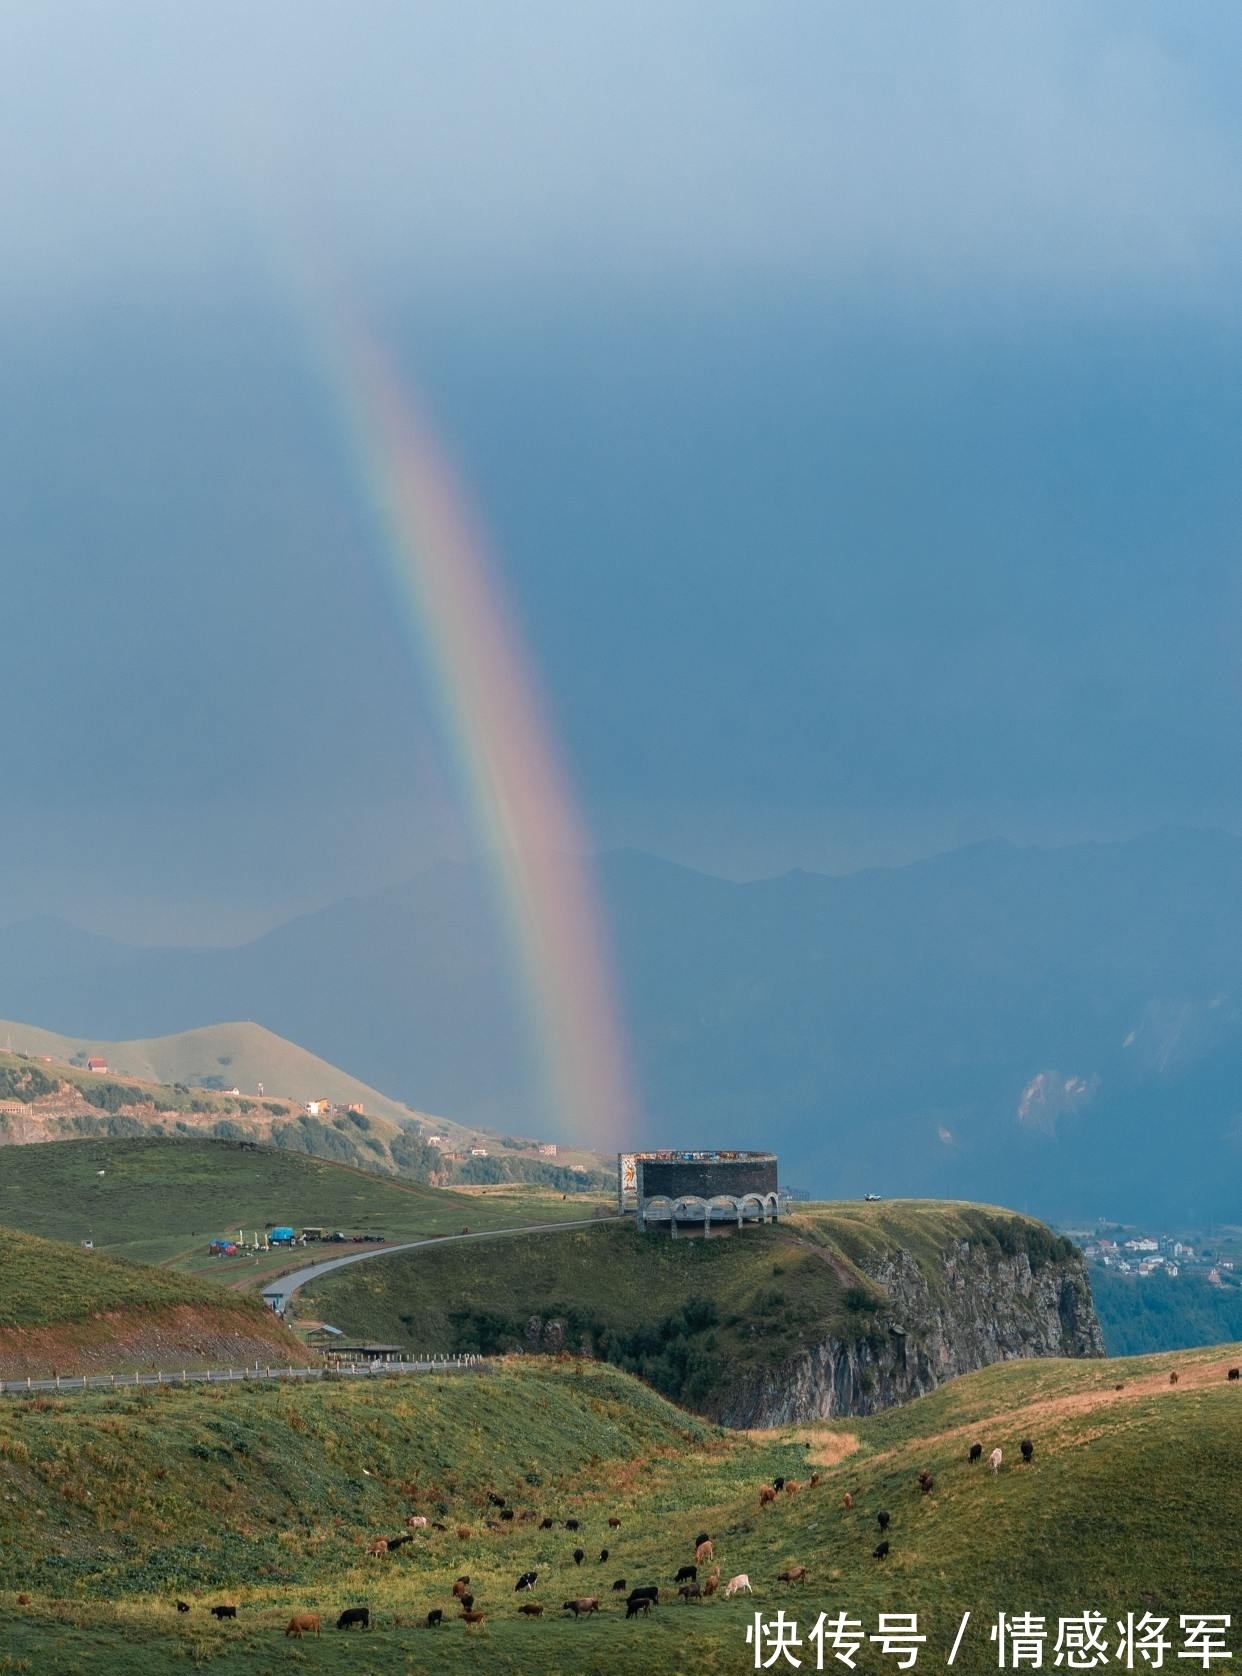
[{"xmin": 3, "ymin": 828, "xmax": 1242, "ymax": 1221}]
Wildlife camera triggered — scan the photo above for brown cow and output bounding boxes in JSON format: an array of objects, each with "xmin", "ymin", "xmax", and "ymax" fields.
[
  {"xmin": 518, "ymin": 1602, "xmax": 545, "ymax": 1617},
  {"xmin": 758, "ymin": 1486, "xmax": 777, "ymax": 1507},
  {"xmin": 678, "ymin": 1583, "xmax": 703, "ymax": 1603},
  {"xmin": 456, "ymin": 1526, "xmax": 471, "ymax": 1541},
  {"xmin": 784, "ymin": 1480, "xmax": 801, "ymax": 1496},
  {"xmin": 608, "ymin": 1516, "xmax": 622, "ymax": 1529},
  {"xmin": 1169, "ymin": 1371, "xmax": 1179, "ymax": 1385},
  {"xmin": 809, "ymin": 1472, "xmax": 821, "ymax": 1488},
  {"xmin": 842, "ymin": 1491, "xmax": 853, "ymax": 1510},
  {"xmin": 460, "ymin": 1609, "xmax": 485, "ymax": 1626},
  {"xmin": 703, "ymin": 1571, "xmax": 720, "ymax": 1597},
  {"xmin": 284, "ymin": 1613, "xmax": 320, "ymax": 1638},
  {"xmin": 366, "ymin": 1538, "xmax": 388, "ymax": 1557},
  {"xmin": 695, "ymin": 1540, "xmax": 714, "ymax": 1565},
  {"xmin": 563, "ymin": 1598, "xmax": 600, "ymax": 1617},
  {"xmin": 778, "ymin": 1565, "xmax": 808, "ymax": 1585},
  {"xmin": 452, "ymin": 1578, "xmax": 471, "ymax": 1598}
]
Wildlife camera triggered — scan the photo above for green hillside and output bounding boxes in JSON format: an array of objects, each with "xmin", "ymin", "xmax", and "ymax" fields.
[
  {"xmin": 0, "ymin": 1135, "xmax": 606, "ymax": 1275},
  {"xmin": 303, "ymin": 1200, "xmax": 1077, "ymax": 1409},
  {"xmin": 0, "ymin": 1346, "xmax": 1236, "ymax": 1674}
]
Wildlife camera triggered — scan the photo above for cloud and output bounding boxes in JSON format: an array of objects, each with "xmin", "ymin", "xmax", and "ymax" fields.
[{"xmin": 1016, "ymin": 1069, "xmax": 1098, "ymax": 1135}]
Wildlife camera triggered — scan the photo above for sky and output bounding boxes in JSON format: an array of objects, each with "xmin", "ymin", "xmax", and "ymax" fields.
[{"xmin": 3, "ymin": 3, "xmax": 1242, "ymax": 943}]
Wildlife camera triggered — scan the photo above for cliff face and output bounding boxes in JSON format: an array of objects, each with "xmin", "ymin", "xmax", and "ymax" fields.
[{"xmin": 710, "ymin": 1237, "xmax": 1104, "ymax": 1428}]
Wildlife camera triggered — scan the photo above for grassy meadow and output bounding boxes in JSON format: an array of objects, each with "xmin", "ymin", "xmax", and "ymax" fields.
[
  {"xmin": 0, "ymin": 1137, "xmax": 605, "ymax": 1277},
  {"xmin": 0, "ymin": 1347, "xmax": 1238, "ymax": 1674}
]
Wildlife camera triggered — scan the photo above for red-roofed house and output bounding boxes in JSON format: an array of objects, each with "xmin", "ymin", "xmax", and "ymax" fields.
[{"xmin": 87, "ymin": 1057, "xmax": 108, "ymax": 1074}]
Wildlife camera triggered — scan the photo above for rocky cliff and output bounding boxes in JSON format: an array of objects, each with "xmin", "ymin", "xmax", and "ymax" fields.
[{"xmin": 710, "ymin": 1233, "xmax": 1103, "ymax": 1428}]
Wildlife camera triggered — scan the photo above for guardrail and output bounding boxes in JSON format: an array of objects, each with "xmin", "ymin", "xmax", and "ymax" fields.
[{"xmin": 0, "ymin": 1356, "xmax": 491, "ymax": 1397}]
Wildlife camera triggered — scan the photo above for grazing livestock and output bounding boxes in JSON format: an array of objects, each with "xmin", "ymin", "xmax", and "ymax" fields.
[
  {"xmin": 759, "ymin": 1486, "xmax": 777, "ymax": 1507},
  {"xmin": 176, "ymin": 1601, "xmax": 190, "ymax": 1613},
  {"xmin": 405, "ymin": 1515, "xmax": 428, "ymax": 1528},
  {"xmin": 366, "ymin": 1538, "xmax": 389, "ymax": 1557},
  {"xmin": 16, "ymin": 1595, "xmax": 30, "ymax": 1607},
  {"xmin": 539, "ymin": 1517, "xmax": 554, "ymax": 1529},
  {"xmin": 988, "ymin": 1448, "xmax": 1003, "ymax": 1474},
  {"xmin": 598, "ymin": 1549, "xmax": 609, "ymax": 1564},
  {"xmin": 518, "ymin": 1602, "xmax": 545, "ymax": 1617},
  {"xmin": 784, "ymin": 1480, "xmax": 801, "ymax": 1496},
  {"xmin": 452, "ymin": 1578, "xmax": 471, "ymax": 1598},
  {"xmin": 210, "ymin": 1605, "xmax": 237, "ymax": 1620},
  {"xmin": 678, "ymin": 1583, "xmax": 703, "ymax": 1603},
  {"xmin": 515, "ymin": 1571, "xmax": 538, "ymax": 1592},
  {"xmin": 487, "ymin": 1492, "xmax": 506, "ymax": 1507},
  {"xmin": 573, "ymin": 1548, "xmax": 585, "ymax": 1566},
  {"xmin": 335, "ymin": 1608, "xmax": 369, "ymax": 1630},
  {"xmin": 809, "ymin": 1472, "xmax": 820, "ymax": 1487},
  {"xmin": 694, "ymin": 1532, "xmax": 710, "ymax": 1548},
  {"xmin": 778, "ymin": 1565, "xmax": 808, "ymax": 1585},
  {"xmin": 426, "ymin": 1609, "xmax": 443, "ymax": 1628},
  {"xmin": 1020, "ymin": 1439, "xmax": 1034, "ymax": 1464},
  {"xmin": 703, "ymin": 1572, "xmax": 720, "ymax": 1597},
  {"xmin": 724, "ymin": 1575, "xmax": 753, "ymax": 1597},
  {"xmin": 460, "ymin": 1609, "xmax": 485, "ymax": 1626},
  {"xmin": 773, "ymin": 1477, "xmax": 786, "ymax": 1492},
  {"xmin": 674, "ymin": 1565, "xmax": 697, "ymax": 1584},
  {"xmin": 918, "ymin": 1472, "xmax": 934, "ymax": 1495},
  {"xmin": 1229, "ymin": 1368, "xmax": 1240, "ymax": 1382},
  {"xmin": 1115, "ymin": 1384, "xmax": 1124, "ymax": 1391},
  {"xmin": 612, "ymin": 1579, "xmax": 629, "ymax": 1592},
  {"xmin": 387, "ymin": 1533, "xmax": 412, "ymax": 1550},
  {"xmin": 877, "ymin": 1510, "xmax": 890, "ymax": 1532},
  {"xmin": 873, "ymin": 1541, "xmax": 891, "ymax": 1561},
  {"xmin": 626, "ymin": 1596, "xmax": 652, "ymax": 1618},
  {"xmin": 608, "ymin": 1516, "xmax": 622, "ymax": 1529},
  {"xmin": 562, "ymin": 1598, "xmax": 600, "ymax": 1617},
  {"xmin": 565, "ymin": 1518, "xmax": 581, "ymax": 1531},
  {"xmin": 285, "ymin": 1613, "xmax": 320, "ymax": 1638},
  {"xmin": 629, "ymin": 1586, "xmax": 660, "ymax": 1608},
  {"xmin": 842, "ymin": 1491, "xmax": 853, "ymax": 1511},
  {"xmin": 456, "ymin": 1526, "xmax": 471, "ymax": 1541},
  {"xmin": 695, "ymin": 1540, "xmax": 714, "ymax": 1565},
  {"xmin": 500, "ymin": 1509, "xmax": 515, "ymax": 1522},
  {"xmin": 1169, "ymin": 1371, "xmax": 1179, "ymax": 1385},
  {"xmin": 969, "ymin": 1443, "xmax": 983, "ymax": 1464},
  {"xmin": 461, "ymin": 1594, "xmax": 475, "ymax": 1612},
  {"xmin": 432, "ymin": 1522, "xmax": 447, "ymax": 1531}
]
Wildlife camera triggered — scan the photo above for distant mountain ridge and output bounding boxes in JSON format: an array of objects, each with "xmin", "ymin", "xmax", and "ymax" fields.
[{"xmin": 4, "ymin": 828, "xmax": 1242, "ymax": 1220}]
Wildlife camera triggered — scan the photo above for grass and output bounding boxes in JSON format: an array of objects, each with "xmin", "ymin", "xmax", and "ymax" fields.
[
  {"xmin": 0, "ymin": 1346, "xmax": 1237, "ymax": 1674},
  {"xmin": 0, "ymin": 1136, "xmax": 606, "ymax": 1276},
  {"xmin": 302, "ymin": 1200, "xmax": 1080, "ymax": 1410}
]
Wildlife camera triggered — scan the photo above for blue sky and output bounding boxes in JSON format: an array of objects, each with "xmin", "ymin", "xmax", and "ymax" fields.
[{"xmin": 2, "ymin": 4, "xmax": 1242, "ymax": 940}]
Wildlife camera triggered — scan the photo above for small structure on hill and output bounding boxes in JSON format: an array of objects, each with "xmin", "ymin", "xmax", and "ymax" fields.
[{"xmin": 619, "ymin": 1150, "xmax": 782, "ymax": 1236}]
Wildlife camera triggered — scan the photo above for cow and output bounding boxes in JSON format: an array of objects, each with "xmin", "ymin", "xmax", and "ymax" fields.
[
  {"xmin": 773, "ymin": 1477, "xmax": 786, "ymax": 1492},
  {"xmin": 674, "ymin": 1565, "xmax": 697, "ymax": 1584},
  {"xmin": 843, "ymin": 1491, "xmax": 853, "ymax": 1510},
  {"xmin": 759, "ymin": 1486, "xmax": 777, "ymax": 1507},
  {"xmin": 562, "ymin": 1598, "xmax": 600, "ymax": 1617},
  {"xmin": 873, "ymin": 1540, "xmax": 890, "ymax": 1561},
  {"xmin": 1229, "ymin": 1368, "xmax": 1240, "ymax": 1382},
  {"xmin": 678, "ymin": 1583, "xmax": 702, "ymax": 1603},
  {"xmin": 456, "ymin": 1526, "xmax": 471, "ymax": 1541},
  {"xmin": 573, "ymin": 1548, "xmax": 585, "ymax": 1566},
  {"xmin": 695, "ymin": 1540, "xmax": 714, "ymax": 1565},
  {"xmin": 778, "ymin": 1565, "xmax": 807, "ymax": 1585},
  {"xmin": 515, "ymin": 1571, "xmax": 538, "ymax": 1592},
  {"xmin": 431, "ymin": 1522, "xmax": 447, "ymax": 1531},
  {"xmin": 608, "ymin": 1516, "xmax": 622, "ymax": 1529},
  {"xmin": 426, "ymin": 1609, "xmax": 443, "ymax": 1628},
  {"xmin": 598, "ymin": 1549, "xmax": 609, "ymax": 1564},
  {"xmin": 724, "ymin": 1575, "xmax": 753, "ymax": 1597},
  {"xmin": 386, "ymin": 1533, "xmax": 412, "ymax": 1550},
  {"xmin": 367, "ymin": 1538, "xmax": 389, "ymax": 1557},
  {"xmin": 918, "ymin": 1471, "xmax": 934, "ymax": 1495},
  {"xmin": 694, "ymin": 1532, "xmax": 711, "ymax": 1548},
  {"xmin": 1020, "ymin": 1439, "xmax": 1034, "ymax": 1464},
  {"xmin": 176, "ymin": 1601, "xmax": 190, "ymax": 1613},
  {"xmin": 405, "ymin": 1515, "xmax": 428, "ymax": 1528},
  {"xmin": 877, "ymin": 1510, "xmax": 890, "ymax": 1532},
  {"xmin": 784, "ymin": 1480, "xmax": 801, "ymax": 1497},
  {"xmin": 460, "ymin": 1594, "xmax": 475, "ymax": 1612},
  {"xmin": 612, "ymin": 1579, "xmax": 629, "ymax": 1592},
  {"xmin": 1169, "ymin": 1371, "xmax": 1179, "ymax": 1385},
  {"xmin": 565, "ymin": 1518, "xmax": 581, "ymax": 1531},
  {"xmin": 518, "ymin": 1602, "xmax": 545, "ymax": 1617},
  {"xmin": 500, "ymin": 1509, "xmax": 515, "ymax": 1522},
  {"xmin": 969, "ymin": 1443, "xmax": 983, "ymax": 1464},
  {"xmin": 988, "ymin": 1448, "xmax": 1003, "ymax": 1474},
  {"xmin": 487, "ymin": 1492, "xmax": 506, "ymax": 1507},
  {"xmin": 460, "ymin": 1609, "xmax": 485, "ymax": 1626},
  {"xmin": 703, "ymin": 1572, "xmax": 720, "ymax": 1597},
  {"xmin": 210, "ymin": 1605, "xmax": 237, "ymax": 1620},
  {"xmin": 626, "ymin": 1596, "xmax": 652, "ymax": 1618},
  {"xmin": 452, "ymin": 1578, "xmax": 471, "ymax": 1598},
  {"xmin": 628, "ymin": 1586, "xmax": 660, "ymax": 1608},
  {"xmin": 809, "ymin": 1472, "xmax": 821, "ymax": 1488},
  {"xmin": 285, "ymin": 1613, "xmax": 320, "ymax": 1638},
  {"xmin": 335, "ymin": 1607, "xmax": 369, "ymax": 1631},
  {"xmin": 16, "ymin": 1595, "xmax": 30, "ymax": 1607},
  {"xmin": 539, "ymin": 1517, "xmax": 554, "ymax": 1529}
]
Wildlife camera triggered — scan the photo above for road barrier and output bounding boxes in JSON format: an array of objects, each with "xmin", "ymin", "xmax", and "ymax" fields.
[{"xmin": 0, "ymin": 1355, "xmax": 491, "ymax": 1397}]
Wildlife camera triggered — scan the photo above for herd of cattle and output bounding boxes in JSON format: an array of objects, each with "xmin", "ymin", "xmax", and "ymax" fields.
[{"xmin": 159, "ymin": 1435, "xmax": 1060, "ymax": 1636}]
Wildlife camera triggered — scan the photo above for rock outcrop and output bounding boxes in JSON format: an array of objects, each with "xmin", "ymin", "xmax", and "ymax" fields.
[{"xmin": 711, "ymin": 1236, "xmax": 1103, "ymax": 1428}]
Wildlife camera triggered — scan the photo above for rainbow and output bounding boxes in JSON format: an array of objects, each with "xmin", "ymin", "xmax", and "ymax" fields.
[{"xmin": 320, "ymin": 309, "xmax": 635, "ymax": 1154}]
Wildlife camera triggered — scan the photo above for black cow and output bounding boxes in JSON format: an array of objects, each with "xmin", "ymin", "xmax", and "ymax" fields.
[
  {"xmin": 873, "ymin": 1541, "xmax": 890, "ymax": 1561},
  {"xmin": 628, "ymin": 1586, "xmax": 659, "ymax": 1608},
  {"xmin": 539, "ymin": 1517, "xmax": 554, "ymax": 1529},
  {"xmin": 336, "ymin": 1607, "xmax": 370, "ymax": 1630},
  {"xmin": 773, "ymin": 1477, "xmax": 786, "ymax": 1492},
  {"xmin": 176, "ymin": 1602, "xmax": 190, "ymax": 1613},
  {"xmin": 694, "ymin": 1531, "xmax": 710, "ymax": 1548},
  {"xmin": 500, "ymin": 1509, "xmax": 515, "ymax": 1521},
  {"xmin": 969, "ymin": 1443, "xmax": 983, "ymax": 1464},
  {"xmin": 877, "ymin": 1510, "xmax": 890, "ymax": 1531},
  {"xmin": 598, "ymin": 1549, "xmax": 609, "ymax": 1564},
  {"xmin": 426, "ymin": 1609, "xmax": 443, "ymax": 1628},
  {"xmin": 1230, "ymin": 1369, "xmax": 1241, "ymax": 1382},
  {"xmin": 612, "ymin": 1579, "xmax": 628, "ymax": 1591},
  {"xmin": 461, "ymin": 1594, "xmax": 474, "ymax": 1612},
  {"xmin": 386, "ymin": 1533, "xmax": 412, "ymax": 1550},
  {"xmin": 674, "ymin": 1565, "xmax": 697, "ymax": 1584},
  {"xmin": 1020, "ymin": 1439, "xmax": 1034, "ymax": 1463},
  {"xmin": 487, "ymin": 1492, "xmax": 506, "ymax": 1507},
  {"xmin": 565, "ymin": 1518, "xmax": 580, "ymax": 1531},
  {"xmin": 626, "ymin": 1596, "xmax": 652, "ymax": 1618},
  {"xmin": 515, "ymin": 1571, "xmax": 538, "ymax": 1592},
  {"xmin": 573, "ymin": 1548, "xmax": 585, "ymax": 1565},
  {"xmin": 210, "ymin": 1605, "xmax": 237, "ymax": 1620}
]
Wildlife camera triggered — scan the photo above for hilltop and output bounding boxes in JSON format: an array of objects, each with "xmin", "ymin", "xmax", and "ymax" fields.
[
  {"xmin": 0, "ymin": 1135, "xmax": 609, "ymax": 1275},
  {"xmin": 0, "ymin": 1345, "xmax": 1237, "ymax": 1674},
  {"xmin": 303, "ymin": 1199, "xmax": 1102, "ymax": 1423},
  {"xmin": 0, "ymin": 1227, "xmax": 303, "ymax": 1379}
]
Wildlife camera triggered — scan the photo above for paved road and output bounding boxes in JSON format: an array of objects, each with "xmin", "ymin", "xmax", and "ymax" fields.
[
  {"xmin": 261, "ymin": 1217, "xmax": 605, "ymax": 1307},
  {"xmin": 0, "ymin": 1359, "xmax": 490, "ymax": 1397}
]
